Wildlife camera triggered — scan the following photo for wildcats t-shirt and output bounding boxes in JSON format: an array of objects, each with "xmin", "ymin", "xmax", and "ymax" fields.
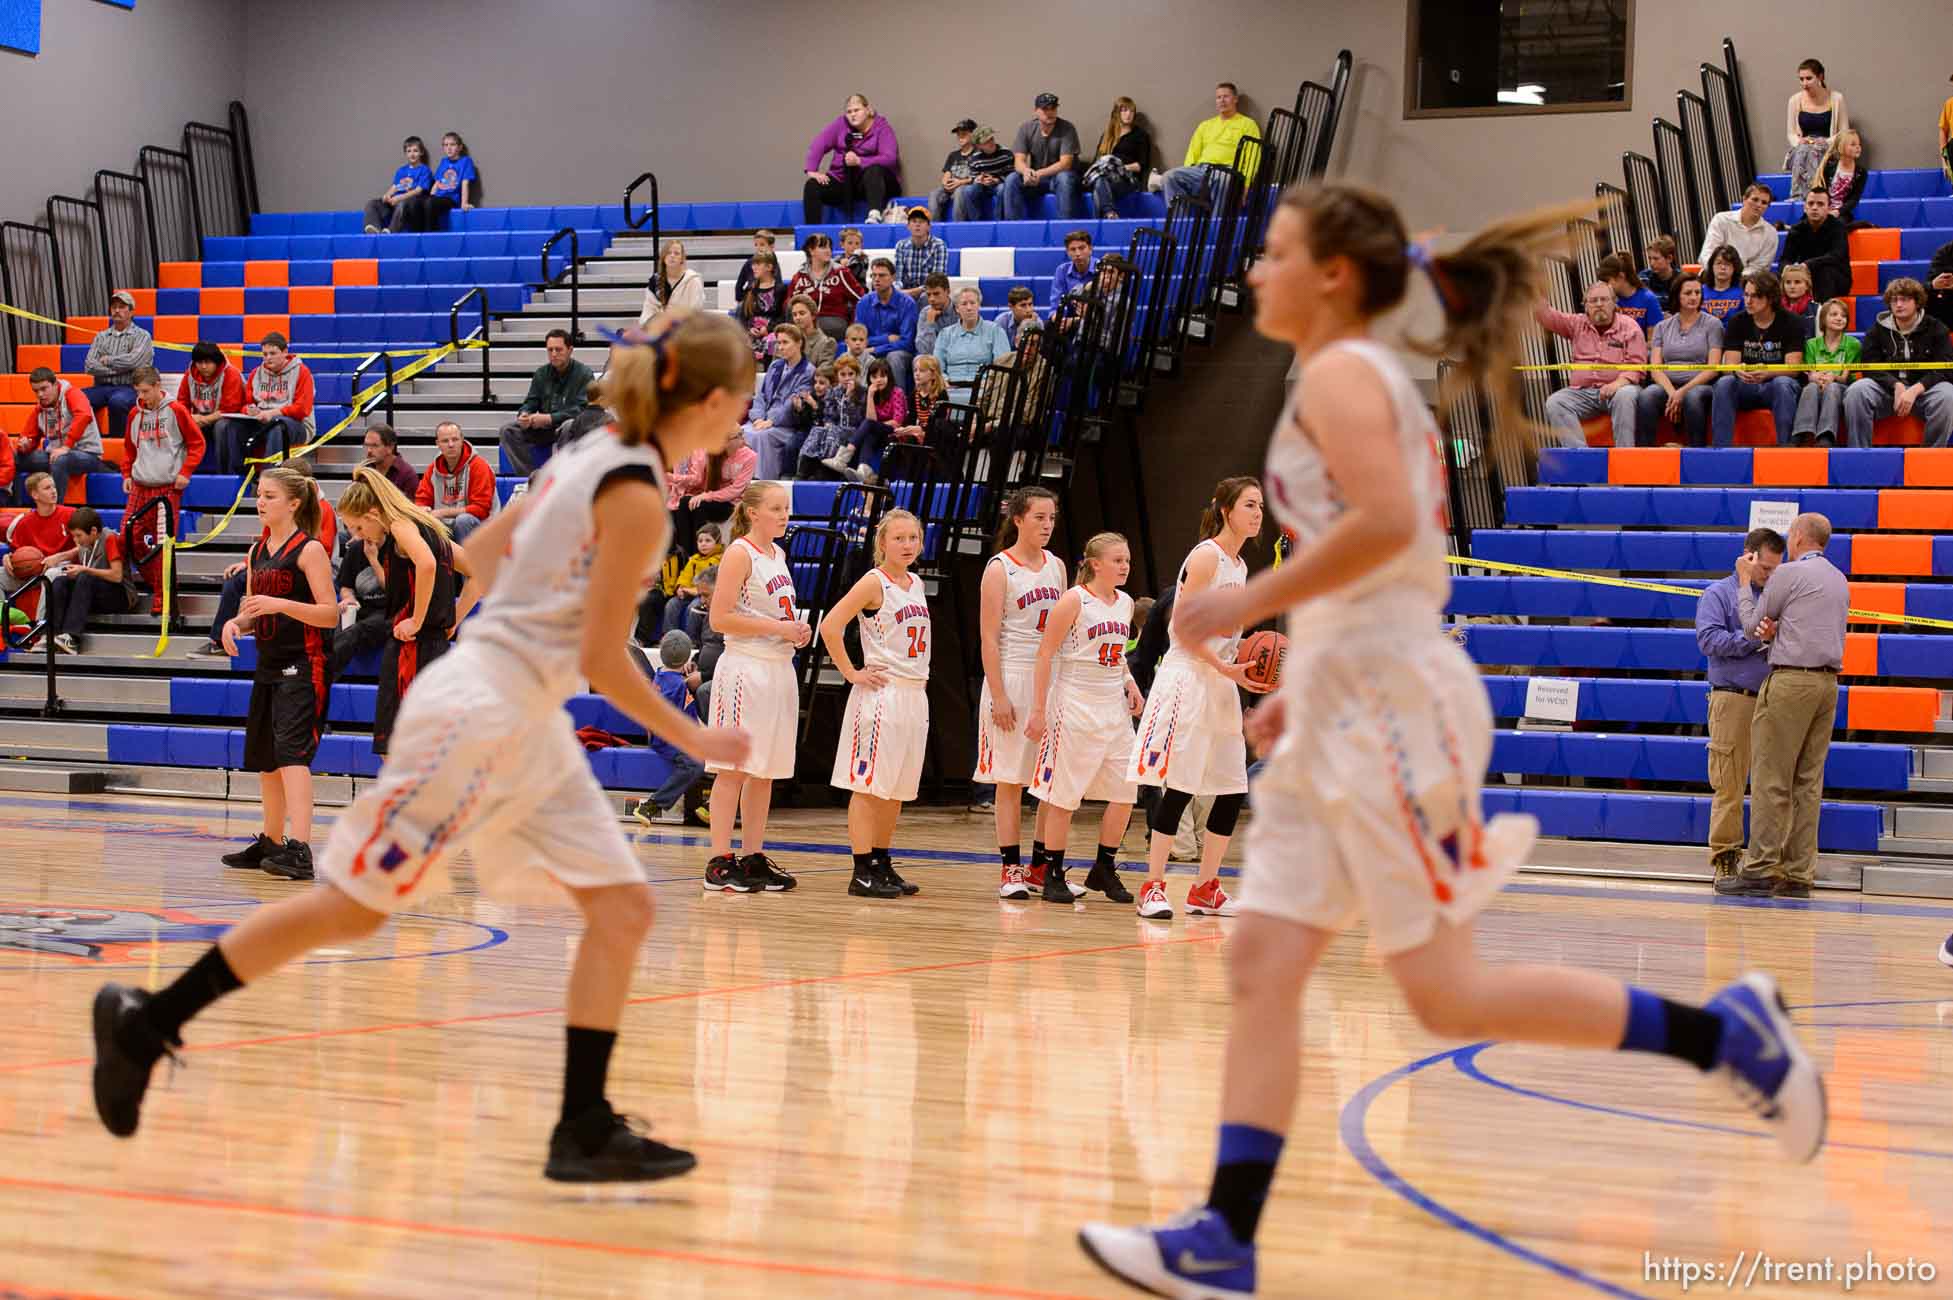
[{"xmin": 1722, "ymin": 312, "xmax": 1809, "ymax": 368}]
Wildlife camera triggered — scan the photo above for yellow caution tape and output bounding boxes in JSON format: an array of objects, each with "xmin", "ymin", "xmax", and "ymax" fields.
[
  {"xmin": 1446, "ymin": 552, "xmax": 1953, "ymax": 632},
  {"xmin": 0, "ymin": 300, "xmax": 489, "ymax": 361},
  {"xmin": 1519, "ymin": 359, "xmax": 1953, "ymax": 373}
]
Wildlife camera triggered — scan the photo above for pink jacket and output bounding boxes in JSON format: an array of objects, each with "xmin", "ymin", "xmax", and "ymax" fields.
[
  {"xmin": 667, "ymin": 446, "xmax": 758, "ymax": 508},
  {"xmin": 1534, "ymin": 303, "xmax": 1647, "ymax": 388}
]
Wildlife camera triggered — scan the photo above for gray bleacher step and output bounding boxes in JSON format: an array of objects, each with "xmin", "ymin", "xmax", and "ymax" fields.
[
  {"xmin": 1521, "ymin": 836, "xmax": 1870, "ymax": 890},
  {"xmin": 1860, "ymin": 861, "xmax": 1953, "ymax": 898},
  {"xmin": 0, "ymin": 673, "xmax": 170, "ymax": 710},
  {"xmin": 405, "ymin": 376, "xmax": 544, "ymax": 401},
  {"xmin": 99, "ymin": 595, "xmax": 217, "ymax": 621},
  {"xmin": 0, "ymin": 718, "xmax": 109, "ymax": 759},
  {"xmin": 1891, "ymin": 805, "xmax": 1953, "ymax": 839},
  {"xmin": 2, "ymin": 631, "xmax": 207, "ymax": 659},
  {"xmin": 0, "ymin": 651, "xmax": 227, "ymax": 674},
  {"xmin": 610, "ymin": 233, "xmax": 756, "ymax": 257},
  {"xmin": 538, "ymin": 287, "xmax": 648, "ymax": 310},
  {"xmin": 355, "ymin": 410, "xmax": 508, "ymax": 432},
  {"xmin": 0, "ymin": 761, "xmax": 108, "ymax": 793},
  {"xmin": 1917, "ymin": 748, "xmax": 1953, "ymax": 778}
]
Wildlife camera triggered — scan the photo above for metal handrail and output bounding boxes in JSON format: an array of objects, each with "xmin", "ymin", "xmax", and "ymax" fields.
[
  {"xmin": 47, "ymin": 193, "xmax": 112, "ymax": 323},
  {"xmin": 351, "ymin": 349, "xmax": 398, "ymax": 425},
  {"xmin": 228, "ymin": 101, "xmax": 262, "ymax": 217},
  {"xmin": 139, "ymin": 145, "xmax": 204, "ymax": 256},
  {"xmin": 624, "ymin": 171, "xmax": 660, "ymax": 231},
  {"xmin": 1721, "ymin": 38, "xmax": 1757, "ymax": 182},
  {"xmin": 0, "ymin": 572, "xmax": 62, "ymax": 717},
  {"xmin": 541, "ymin": 227, "xmax": 582, "ymax": 343},
  {"xmin": 449, "ymin": 287, "xmax": 491, "ymax": 404},
  {"xmin": 184, "ymin": 120, "xmax": 248, "ymax": 238},
  {"xmin": 94, "ymin": 168, "xmax": 153, "ymax": 290},
  {"xmin": 0, "ymin": 220, "xmax": 61, "ymax": 362}
]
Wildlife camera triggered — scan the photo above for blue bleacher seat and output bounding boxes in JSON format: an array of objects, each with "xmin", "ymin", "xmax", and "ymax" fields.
[
  {"xmin": 201, "ymin": 315, "xmax": 244, "ymax": 343},
  {"xmin": 290, "ymin": 316, "xmax": 338, "ymax": 344},
  {"xmin": 202, "ymin": 262, "xmax": 246, "ymax": 288},
  {"xmin": 940, "ymin": 223, "xmax": 998, "ymax": 249},
  {"xmin": 288, "ymin": 260, "xmax": 332, "ymax": 287},
  {"xmin": 283, "ymin": 236, "xmax": 327, "ymax": 261},
  {"xmin": 251, "ymin": 213, "xmax": 293, "ymax": 237},
  {"xmin": 418, "ymin": 233, "xmax": 467, "ymax": 259},
  {"xmin": 157, "ymin": 288, "xmax": 200, "ymax": 315},
  {"xmin": 335, "ymin": 287, "xmax": 381, "ymax": 313},
  {"xmin": 690, "ymin": 202, "xmax": 739, "ymax": 229},
  {"xmin": 378, "ymin": 259, "xmax": 423, "ymax": 285},
  {"xmin": 736, "ymin": 201, "xmax": 794, "ymax": 229},
  {"xmin": 106, "ymin": 725, "xmax": 169, "ymax": 765},
  {"xmin": 1901, "ymin": 228, "xmax": 1952, "ymax": 259}
]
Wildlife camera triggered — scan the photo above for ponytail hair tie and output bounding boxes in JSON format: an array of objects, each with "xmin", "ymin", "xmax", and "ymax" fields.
[{"xmin": 1406, "ymin": 239, "xmax": 1462, "ymax": 313}]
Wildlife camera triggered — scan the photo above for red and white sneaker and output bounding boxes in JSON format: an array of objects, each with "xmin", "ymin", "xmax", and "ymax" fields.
[
  {"xmin": 1136, "ymin": 879, "xmax": 1173, "ymax": 920},
  {"xmin": 1026, "ymin": 861, "xmax": 1086, "ymax": 897},
  {"xmin": 1185, "ymin": 879, "xmax": 1239, "ymax": 916},
  {"xmin": 999, "ymin": 863, "xmax": 1031, "ymax": 900}
]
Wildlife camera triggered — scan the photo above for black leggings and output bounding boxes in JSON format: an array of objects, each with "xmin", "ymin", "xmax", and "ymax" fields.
[
  {"xmin": 802, "ymin": 165, "xmax": 898, "ymax": 223},
  {"xmin": 1147, "ymin": 788, "xmax": 1245, "ymax": 838}
]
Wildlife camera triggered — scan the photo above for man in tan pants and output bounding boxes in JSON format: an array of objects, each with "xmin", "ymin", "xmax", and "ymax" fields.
[
  {"xmin": 1718, "ymin": 513, "xmax": 1849, "ymax": 898},
  {"xmin": 1694, "ymin": 528, "xmax": 1783, "ymax": 882}
]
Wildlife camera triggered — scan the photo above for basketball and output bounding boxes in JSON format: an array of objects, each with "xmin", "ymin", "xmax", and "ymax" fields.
[
  {"xmin": 1237, "ymin": 629, "xmax": 1287, "ymax": 688},
  {"xmin": 6, "ymin": 547, "xmax": 46, "ymax": 580}
]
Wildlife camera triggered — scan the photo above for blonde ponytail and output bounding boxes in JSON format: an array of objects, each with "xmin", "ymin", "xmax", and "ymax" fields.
[
  {"xmin": 340, "ymin": 464, "xmax": 449, "ymax": 540},
  {"xmin": 594, "ymin": 309, "xmax": 754, "ymax": 449},
  {"xmin": 1076, "ymin": 531, "xmax": 1127, "ymax": 586},
  {"xmin": 730, "ymin": 479, "xmax": 785, "ymax": 541},
  {"xmin": 261, "ymin": 465, "xmax": 322, "ymax": 539}
]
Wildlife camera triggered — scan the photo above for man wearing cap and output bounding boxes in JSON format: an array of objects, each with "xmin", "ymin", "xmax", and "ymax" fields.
[
  {"xmin": 893, "ymin": 208, "xmax": 947, "ymax": 298},
  {"xmin": 929, "ymin": 119, "xmax": 979, "ymax": 223},
  {"xmin": 1163, "ymin": 82, "xmax": 1263, "ymax": 206},
  {"xmin": 951, "ymin": 126, "xmax": 1014, "ymax": 222},
  {"xmin": 82, "ymin": 291, "xmax": 154, "ymax": 441},
  {"xmin": 1003, "ymin": 93, "xmax": 1083, "ymax": 221}
]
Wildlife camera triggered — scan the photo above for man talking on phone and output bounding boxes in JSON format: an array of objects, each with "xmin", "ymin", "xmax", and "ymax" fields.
[
  {"xmin": 1718, "ymin": 513, "xmax": 1848, "ymax": 898},
  {"xmin": 1695, "ymin": 527, "xmax": 1783, "ymax": 886}
]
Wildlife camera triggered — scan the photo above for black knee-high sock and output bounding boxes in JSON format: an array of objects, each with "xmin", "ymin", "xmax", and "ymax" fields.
[
  {"xmin": 143, "ymin": 945, "xmax": 242, "ymax": 1043},
  {"xmin": 561, "ymin": 1026, "xmax": 618, "ymax": 1125}
]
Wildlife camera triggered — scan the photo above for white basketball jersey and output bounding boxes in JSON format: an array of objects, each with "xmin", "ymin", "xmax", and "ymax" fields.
[
  {"xmin": 463, "ymin": 428, "xmax": 667, "ymax": 699},
  {"xmin": 1265, "ymin": 339, "xmax": 1450, "ymax": 627},
  {"xmin": 991, "ymin": 548, "xmax": 1066, "ymax": 669},
  {"xmin": 1055, "ymin": 586, "xmax": 1133, "ymax": 706},
  {"xmin": 724, "ymin": 536, "xmax": 798, "ymax": 661},
  {"xmin": 859, "ymin": 567, "xmax": 931, "ymax": 682},
  {"xmin": 1171, "ymin": 537, "xmax": 1249, "ymax": 662}
]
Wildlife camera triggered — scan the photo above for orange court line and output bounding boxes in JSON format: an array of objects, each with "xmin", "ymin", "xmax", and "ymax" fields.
[{"xmin": 0, "ymin": 1174, "xmax": 1103, "ymax": 1300}]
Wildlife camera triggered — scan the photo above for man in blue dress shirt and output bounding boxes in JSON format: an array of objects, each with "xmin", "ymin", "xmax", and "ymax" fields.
[{"xmin": 1694, "ymin": 527, "xmax": 1783, "ymax": 883}]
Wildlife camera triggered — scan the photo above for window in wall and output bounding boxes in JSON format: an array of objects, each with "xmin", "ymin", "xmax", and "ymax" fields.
[{"xmin": 1407, "ymin": 0, "xmax": 1633, "ymax": 118}]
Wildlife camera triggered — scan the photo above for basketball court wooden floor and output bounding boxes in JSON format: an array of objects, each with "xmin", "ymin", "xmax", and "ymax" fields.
[{"xmin": 1, "ymin": 793, "xmax": 1950, "ymax": 1299}]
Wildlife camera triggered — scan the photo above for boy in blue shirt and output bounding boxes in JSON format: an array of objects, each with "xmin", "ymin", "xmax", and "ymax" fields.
[
  {"xmin": 628, "ymin": 631, "xmax": 708, "ymax": 826},
  {"xmin": 1600, "ymin": 253, "xmax": 1664, "ymax": 336},
  {"xmin": 426, "ymin": 132, "xmax": 478, "ymax": 228},
  {"xmin": 363, "ymin": 136, "xmax": 434, "ymax": 234}
]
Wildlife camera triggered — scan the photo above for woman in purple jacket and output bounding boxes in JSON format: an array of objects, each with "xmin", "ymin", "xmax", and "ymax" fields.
[{"xmin": 804, "ymin": 94, "xmax": 902, "ymax": 224}]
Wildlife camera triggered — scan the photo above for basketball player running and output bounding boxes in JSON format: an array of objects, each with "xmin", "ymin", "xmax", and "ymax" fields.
[
  {"xmin": 1024, "ymin": 533, "xmax": 1145, "ymax": 905},
  {"xmin": 1078, "ymin": 185, "xmax": 1826, "ymax": 1298},
  {"xmin": 819, "ymin": 509, "xmax": 931, "ymax": 898},
  {"xmin": 1132, "ymin": 477, "xmax": 1271, "ymax": 920},
  {"xmin": 977, "ymin": 487, "xmax": 1081, "ymax": 900},
  {"xmin": 91, "ymin": 312, "xmax": 756, "ymax": 1183},
  {"xmin": 701, "ymin": 479, "xmax": 808, "ymax": 893}
]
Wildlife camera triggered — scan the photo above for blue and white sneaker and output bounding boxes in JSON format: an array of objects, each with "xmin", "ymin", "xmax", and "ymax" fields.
[
  {"xmin": 1078, "ymin": 1207, "xmax": 1256, "ymax": 1299},
  {"xmin": 1938, "ymin": 934, "xmax": 1953, "ymax": 968},
  {"xmin": 1705, "ymin": 972, "xmax": 1826, "ymax": 1163}
]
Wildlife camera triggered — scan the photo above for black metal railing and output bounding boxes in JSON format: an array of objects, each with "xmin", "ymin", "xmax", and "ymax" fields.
[
  {"xmin": 228, "ymin": 101, "xmax": 261, "ymax": 218},
  {"xmin": 138, "ymin": 145, "xmax": 202, "ymax": 265},
  {"xmin": 183, "ymin": 120, "xmax": 249, "ymax": 241},
  {"xmin": 1621, "ymin": 151, "xmax": 1667, "ymax": 259},
  {"xmin": 1595, "ymin": 182, "xmax": 1637, "ymax": 268},
  {"xmin": 624, "ymin": 170, "xmax": 661, "ymax": 261},
  {"xmin": 0, "ymin": 573, "xmax": 63, "ymax": 717},
  {"xmin": 94, "ymin": 170, "xmax": 153, "ymax": 292},
  {"xmin": 351, "ymin": 349, "xmax": 398, "ymax": 426},
  {"xmin": 1652, "ymin": 117, "xmax": 1702, "ymax": 260},
  {"xmin": 541, "ymin": 227, "xmax": 582, "ymax": 343},
  {"xmin": 47, "ymin": 194, "xmax": 111, "ymax": 327},
  {"xmin": 1719, "ymin": 38, "xmax": 1757, "ymax": 182},
  {"xmin": 449, "ymin": 287, "xmax": 491, "ymax": 404},
  {"xmin": 1, "ymin": 221, "xmax": 62, "ymax": 364},
  {"xmin": 1294, "ymin": 49, "xmax": 1351, "ymax": 181},
  {"xmin": 1678, "ymin": 88, "xmax": 1726, "ymax": 219},
  {"xmin": 1701, "ymin": 60, "xmax": 1747, "ymax": 214}
]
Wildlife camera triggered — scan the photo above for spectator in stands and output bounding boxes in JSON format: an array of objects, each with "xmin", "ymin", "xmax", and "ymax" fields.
[
  {"xmin": 799, "ymin": 355, "xmax": 867, "ymax": 478},
  {"xmin": 1534, "ymin": 284, "xmax": 1646, "ymax": 447},
  {"xmin": 416, "ymin": 420, "xmax": 494, "ymax": 542},
  {"xmin": 1087, "ymin": 96, "xmax": 1152, "ymax": 216},
  {"xmin": 627, "ymin": 630, "xmax": 710, "ymax": 826},
  {"xmin": 1598, "ymin": 254, "xmax": 1663, "ymax": 334},
  {"xmin": 362, "ymin": 136, "xmax": 434, "ymax": 234},
  {"xmin": 1778, "ymin": 264, "xmax": 1817, "ymax": 325},
  {"xmin": 1003, "ymin": 93, "xmax": 1083, "ymax": 221},
  {"xmin": 1711, "ymin": 270, "xmax": 1805, "ymax": 447},
  {"xmin": 838, "ymin": 227, "xmax": 870, "ymax": 285},
  {"xmin": 0, "ymin": 411, "xmax": 12, "ymax": 503},
  {"xmin": 1697, "ymin": 182, "xmax": 1778, "ymax": 274},
  {"xmin": 743, "ymin": 323, "xmax": 817, "ymax": 479},
  {"xmin": 1940, "ymin": 78, "xmax": 1953, "ymax": 182},
  {"xmin": 218, "ymin": 332, "xmax": 315, "ymax": 474},
  {"xmin": 1163, "ymin": 82, "xmax": 1262, "ymax": 205},
  {"xmin": 893, "ymin": 208, "xmax": 947, "ymax": 298},
  {"xmin": 840, "ymin": 322, "xmax": 873, "ymax": 378},
  {"xmin": 929, "ymin": 119, "xmax": 979, "ymax": 222},
  {"xmin": 782, "ymin": 363, "xmax": 833, "ymax": 457},
  {"xmin": 1641, "ymin": 236, "xmax": 1681, "ymax": 307},
  {"xmin": 896, "ymin": 354, "xmax": 951, "ymax": 451},
  {"xmin": 1050, "ymin": 229, "xmax": 1096, "ymax": 326},
  {"xmin": 82, "ymin": 290, "xmax": 152, "ymax": 442},
  {"xmin": 823, "ymin": 357, "xmax": 908, "ymax": 482},
  {"xmin": 1795, "ymin": 298, "xmax": 1860, "ymax": 445},
  {"xmin": 854, "ymin": 258, "xmax": 919, "ymax": 394},
  {"xmin": 175, "ymin": 341, "xmax": 245, "ymax": 467},
  {"xmin": 736, "ymin": 253, "xmax": 788, "ymax": 360},
  {"xmin": 638, "ymin": 240, "xmax": 707, "ymax": 326},
  {"xmin": 669, "ymin": 427, "xmax": 757, "ymax": 558},
  {"xmin": 658, "ymin": 534, "xmax": 724, "ymax": 640},
  {"xmin": 1721, "ymin": 512, "xmax": 1848, "ymax": 898},
  {"xmin": 1843, "ymin": 278, "xmax": 1953, "ymax": 448},
  {"xmin": 497, "ymin": 329, "xmax": 593, "ymax": 476},
  {"xmin": 1784, "ymin": 60, "xmax": 1846, "ymax": 202},
  {"xmin": 803, "ymin": 93, "xmax": 902, "ymax": 224},
  {"xmin": 1781, "ymin": 187, "xmax": 1850, "ymax": 304},
  {"xmin": 1928, "ymin": 238, "xmax": 1953, "ymax": 331},
  {"xmin": 996, "ymin": 285, "xmax": 1039, "ymax": 336},
  {"xmin": 786, "ymin": 294, "xmax": 835, "ymax": 368},
  {"xmin": 43, "ymin": 506, "xmax": 136, "ymax": 655},
  {"xmin": 1695, "ymin": 526, "xmax": 1783, "ymax": 886},
  {"xmin": 733, "ymin": 230, "xmax": 776, "ymax": 306},
  {"xmin": 361, "ymin": 422, "xmax": 419, "ymax": 495},
  {"xmin": 957, "ymin": 126, "xmax": 1015, "ymax": 220},
  {"xmin": 425, "ymin": 132, "xmax": 477, "ymax": 227},
  {"xmin": 328, "ymin": 527, "xmax": 389, "ymax": 677},
  {"xmin": 1812, "ymin": 129, "xmax": 1864, "ymax": 224},
  {"xmin": 123, "ymin": 366, "xmax": 206, "ymax": 612},
  {"xmin": 1636, "ymin": 273, "xmax": 1723, "ymax": 446},
  {"xmin": 935, "ymin": 286, "xmax": 1013, "ymax": 388},
  {"xmin": 14, "ymin": 366, "xmax": 102, "ymax": 505},
  {"xmin": 0, "ymin": 473, "xmax": 75, "ymax": 620},
  {"xmin": 914, "ymin": 274, "xmax": 953, "ymax": 358},
  {"xmin": 789, "ymin": 233, "xmax": 864, "ymax": 341},
  {"xmin": 1701, "ymin": 245, "xmax": 1747, "ymax": 322}
]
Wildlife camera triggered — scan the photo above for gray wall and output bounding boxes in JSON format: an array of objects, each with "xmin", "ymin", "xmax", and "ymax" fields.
[
  {"xmin": 237, "ymin": 0, "xmax": 1953, "ymax": 233},
  {"xmin": 0, "ymin": 0, "xmax": 245, "ymax": 226}
]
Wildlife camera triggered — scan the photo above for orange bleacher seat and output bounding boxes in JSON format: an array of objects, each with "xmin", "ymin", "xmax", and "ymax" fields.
[
  {"xmin": 152, "ymin": 315, "xmax": 201, "ymax": 345},
  {"xmin": 1848, "ymin": 229, "xmax": 1900, "ymax": 262},
  {"xmin": 1751, "ymin": 448, "xmax": 1827, "ymax": 486},
  {"xmin": 1849, "ymin": 261, "xmax": 1880, "ymax": 297},
  {"xmin": 56, "ymin": 372, "xmax": 90, "ymax": 389},
  {"xmin": 1844, "ymin": 685, "xmax": 1940, "ymax": 732},
  {"xmin": 1877, "ymin": 490, "xmax": 1953, "ymax": 530},
  {"xmin": 288, "ymin": 286, "xmax": 335, "ymax": 315},
  {"xmin": 1842, "ymin": 633, "xmax": 1878, "ymax": 677},
  {"xmin": 61, "ymin": 475, "xmax": 87, "ymax": 505},
  {"xmin": 244, "ymin": 315, "xmax": 290, "ymax": 345},
  {"xmin": 115, "ymin": 289, "xmax": 157, "ymax": 316},
  {"xmin": 200, "ymin": 287, "xmax": 245, "ymax": 315},
  {"xmin": 332, "ymin": 258, "xmax": 379, "ymax": 287},
  {"xmin": 1874, "ymin": 416, "xmax": 1924, "ymax": 446},
  {"xmin": 243, "ymin": 261, "xmax": 289, "ymax": 288},
  {"xmin": 1851, "ymin": 534, "xmax": 1933, "ymax": 575},
  {"xmin": 0, "ymin": 376, "xmax": 30, "ymax": 402},
  {"xmin": 1848, "ymin": 581, "xmax": 1906, "ymax": 625},
  {"xmin": 158, "ymin": 262, "xmax": 201, "ymax": 289},
  {"xmin": 16, "ymin": 345, "xmax": 58, "ymax": 373},
  {"xmin": 0, "ymin": 404, "xmax": 30, "ymax": 433},
  {"xmin": 99, "ymin": 438, "xmax": 124, "ymax": 471},
  {"xmin": 1605, "ymin": 447, "xmax": 1679, "ymax": 484},
  {"xmin": 1902, "ymin": 448, "xmax": 1953, "ymax": 485},
  {"xmin": 1733, "ymin": 410, "xmax": 1777, "ymax": 446},
  {"xmin": 65, "ymin": 316, "xmax": 108, "ymax": 344}
]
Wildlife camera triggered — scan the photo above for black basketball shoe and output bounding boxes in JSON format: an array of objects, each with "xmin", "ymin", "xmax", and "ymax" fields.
[
  {"xmin": 91, "ymin": 983, "xmax": 179, "ymax": 1138},
  {"xmin": 221, "ymin": 834, "xmax": 279, "ymax": 870},
  {"xmin": 545, "ymin": 1103, "xmax": 698, "ymax": 1183}
]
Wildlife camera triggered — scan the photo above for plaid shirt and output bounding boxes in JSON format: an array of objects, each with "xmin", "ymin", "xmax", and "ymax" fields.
[{"xmin": 891, "ymin": 235, "xmax": 948, "ymax": 290}]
